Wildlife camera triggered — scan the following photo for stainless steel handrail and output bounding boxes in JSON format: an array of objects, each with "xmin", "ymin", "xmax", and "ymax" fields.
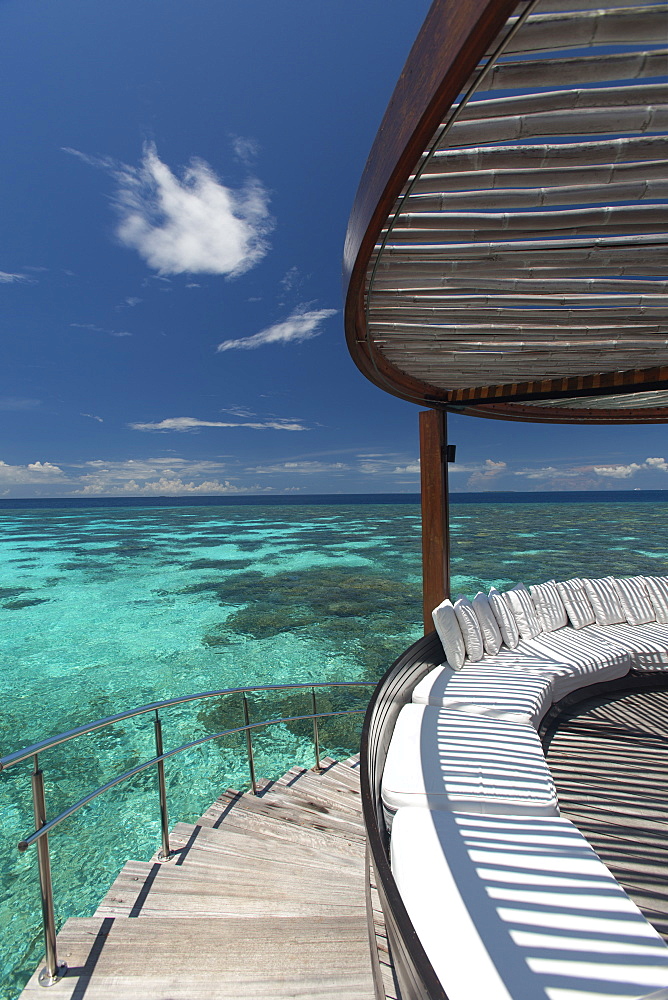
[
  {"xmin": 1, "ymin": 680, "xmax": 373, "ymax": 987},
  {"xmin": 0, "ymin": 680, "xmax": 372, "ymax": 772},
  {"xmin": 17, "ymin": 709, "xmax": 363, "ymax": 851}
]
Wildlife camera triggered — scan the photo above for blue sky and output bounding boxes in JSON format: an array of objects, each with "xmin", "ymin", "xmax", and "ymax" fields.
[{"xmin": 1, "ymin": 0, "xmax": 666, "ymax": 498}]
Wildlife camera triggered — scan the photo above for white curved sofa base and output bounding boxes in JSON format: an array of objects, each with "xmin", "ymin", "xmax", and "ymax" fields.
[{"xmin": 386, "ymin": 578, "xmax": 668, "ymax": 1000}]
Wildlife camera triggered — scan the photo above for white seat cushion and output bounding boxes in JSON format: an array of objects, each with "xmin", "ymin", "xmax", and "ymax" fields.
[
  {"xmin": 461, "ymin": 630, "xmax": 630, "ymax": 702},
  {"xmin": 586, "ymin": 621, "xmax": 668, "ymax": 671},
  {"xmin": 391, "ymin": 809, "xmax": 668, "ymax": 1000},
  {"xmin": 381, "ymin": 705, "xmax": 559, "ymax": 821},
  {"xmin": 518, "ymin": 628, "xmax": 631, "ymax": 699},
  {"xmin": 412, "ymin": 662, "xmax": 553, "ymax": 727}
]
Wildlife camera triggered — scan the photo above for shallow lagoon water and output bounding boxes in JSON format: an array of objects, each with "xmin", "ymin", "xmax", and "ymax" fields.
[{"xmin": 1, "ymin": 496, "xmax": 667, "ymax": 997}]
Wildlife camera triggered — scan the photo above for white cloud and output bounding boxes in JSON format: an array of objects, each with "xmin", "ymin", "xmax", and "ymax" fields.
[
  {"xmin": 515, "ymin": 465, "xmax": 583, "ymax": 480},
  {"xmin": 593, "ymin": 457, "xmax": 668, "ymax": 479},
  {"xmin": 81, "ymin": 413, "xmax": 103, "ymax": 423},
  {"xmin": 0, "ymin": 271, "xmax": 30, "ymax": 283},
  {"xmin": 466, "ymin": 459, "xmax": 507, "ymax": 489},
  {"xmin": 71, "ymin": 323, "xmax": 132, "ymax": 337},
  {"xmin": 217, "ymin": 306, "xmax": 336, "ymax": 352},
  {"xmin": 0, "ymin": 460, "xmax": 64, "ymax": 484},
  {"xmin": 72, "ymin": 457, "xmax": 261, "ymax": 496},
  {"xmin": 124, "ymin": 296, "xmax": 142, "ymax": 307},
  {"xmin": 76, "ymin": 476, "xmax": 254, "ymax": 496},
  {"xmin": 248, "ymin": 460, "xmax": 349, "ymax": 475},
  {"xmin": 0, "ymin": 397, "xmax": 41, "ymax": 411},
  {"xmin": 357, "ymin": 455, "xmax": 420, "ymax": 476},
  {"xmin": 231, "ymin": 136, "xmax": 260, "ymax": 165},
  {"xmin": 220, "ymin": 405, "xmax": 256, "ymax": 418},
  {"xmin": 128, "ymin": 417, "xmax": 308, "ymax": 432},
  {"xmin": 111, "ymin": 142, "xmax": 271, "ymax": 276},
  {"xmin": 280, "ymin": 266, "xmax": 300, "ymax": 292},
  {"xmin": 128, "ymin": 416, "xmax": 307, "ymax": 432}
]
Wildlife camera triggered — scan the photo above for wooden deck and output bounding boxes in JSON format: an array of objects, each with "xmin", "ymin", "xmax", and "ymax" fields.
[
  {"xmin": 20, "ymin": 756, "xmax": 393, "ymax": 999},
  {"xmin": 545, "ymin": 687, "xmax": 668, "ymax": 941}
]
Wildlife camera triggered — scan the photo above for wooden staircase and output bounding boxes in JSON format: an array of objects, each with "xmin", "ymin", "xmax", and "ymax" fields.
[{"xmin": 20, "ymin": 756, "xmax": 387, "ymax": 999}]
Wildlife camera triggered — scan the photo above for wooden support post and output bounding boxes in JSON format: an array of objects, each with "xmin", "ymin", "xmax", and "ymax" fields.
[{"xmin": 419, "ymin": 409, "xmax": 450, "ymax": 634}]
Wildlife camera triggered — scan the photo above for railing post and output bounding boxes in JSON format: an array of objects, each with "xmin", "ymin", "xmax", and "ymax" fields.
[
  {"xmin": 242, "ymin": 693, "xmax": 258, "ymax": 795},
  {"xmin": 311, "ymin": 688, "xmax": 322, "ymax": 772},
  {"xmin": 31, "ymin": 755, "xmax": 66, "ymax": 986},
  {"xmin": 153, "ymin": 712, "xmax": 172, "ymax": 861}
]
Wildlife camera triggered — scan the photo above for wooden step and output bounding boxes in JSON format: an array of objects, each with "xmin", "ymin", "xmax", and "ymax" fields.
[
  {"xmin": 96, "ymin": 858, "xmax": 366, "ymax": 919},
  {"xmin": 198, "ymin": 789, "xmax": 365, "ymax": 860},
  {"xmin": 272, "ymin": 767, "xmax": 363, "ymax": 815},
  {"xmin": 256, "ymin": 787, "xmax": 366, "ymax": 842},
  {"xmin": 20, "ymin": 916, "xmax": 376, "ymax": 999},
  {"xmin": 19, "ymin": 754, "xmax": 385, "ymax": 999},
  {"xmin": 166, "ymin": 821, "xmax": 364, "ymax": 874},
  {"xmin": 267, "ymin": 767, "xmax": 360, "ymax": 814}
]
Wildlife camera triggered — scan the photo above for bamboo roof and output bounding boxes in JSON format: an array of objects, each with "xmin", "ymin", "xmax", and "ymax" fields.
[{"xmin": 343, "ymin": 0, "xmax": 668, "ymax": 423}]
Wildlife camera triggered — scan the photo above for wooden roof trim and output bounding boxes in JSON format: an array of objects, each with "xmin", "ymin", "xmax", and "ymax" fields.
[
  {"xmin": 455, "ymin": 401, "xmax": 668, "ymax": 422},
  {"xmin": 446, "ymin": 365, "xmax": 668, "ymax": 404},
  {"xmin": 343, "ymin": 0, "xmax": 519, "ymax": 284}
]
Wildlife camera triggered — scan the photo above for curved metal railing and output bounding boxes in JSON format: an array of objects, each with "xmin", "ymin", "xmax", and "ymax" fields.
[{"xmin": 0, "ymin": 679, "xmax": 374, "ymax": 987}]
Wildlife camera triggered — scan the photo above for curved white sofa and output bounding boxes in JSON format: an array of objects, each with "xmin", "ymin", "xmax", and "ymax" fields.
[{"xmin": 384, "ymin": 575, "xmax": 668, "ymax": 1000}]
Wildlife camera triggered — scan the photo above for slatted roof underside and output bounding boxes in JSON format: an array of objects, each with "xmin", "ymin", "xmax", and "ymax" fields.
[{"xmin": 364, "ymin": 0, "xmax": 668, "ymax": 418}]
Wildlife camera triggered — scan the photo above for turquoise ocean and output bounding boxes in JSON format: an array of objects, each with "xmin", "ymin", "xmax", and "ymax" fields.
[{"xmin": 1, "ymin": 491, "xmax": 667, "ymax": 997}]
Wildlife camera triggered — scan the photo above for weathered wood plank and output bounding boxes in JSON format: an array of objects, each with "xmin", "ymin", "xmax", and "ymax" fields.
[
  {"xmin": 199, "ymin": 792, "xmax": 365, "ymax": 860},
  {"xmin": 20, "ymin": 916, "xmax": 376, "ymax": 998}
]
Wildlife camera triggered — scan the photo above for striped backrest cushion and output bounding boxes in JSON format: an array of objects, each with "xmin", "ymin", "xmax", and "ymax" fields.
[
  {"xmin": 472, "ymin": 592, "xmax": 502, "ymax": 655},
  {"xmin": 432, "ymin": 599, "xmax": 466, "ymax": 670},
  {"xmin": 644, "ymin": 576, "xmax": 668, "ymax": 625},
  {"xmin": 488, "ymin": 587, "xmax": 520, "ymax": 649},
  {"xmin": 529, "ymin": 580, "xmax": 568, "ymax": 632},
  {"xmin": 583, "ymin": 577, "xmax": 626, "ymax": 626},
  {"xmin": 613, "ymin": 577, "xmax": 655, "ymax": 626},
  {"xmin": 454, "ymin": 597, "xmax": 485, "ymax": 662},
  {"xmin": 505, "ymin": 583, "xmax": 542, "ymax": 639},
  {"xmin": 555, "ymin": 579, "xmax": 596, "ymax": 629}
]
